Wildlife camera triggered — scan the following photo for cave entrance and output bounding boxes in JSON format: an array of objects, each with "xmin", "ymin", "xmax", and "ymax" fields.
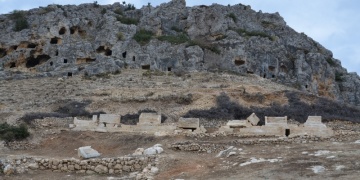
[
  {"xmin": 50, "ymin": 37, "xmax": 62, "ymax": 44},
  {"xmin": 263, "ymin": 73, "xmax": 267, "ymax": 78},
  {"xmin": 70, "ymin": 26, "xmax": 78, "ymax": 34},
  {"xmin": 25, "ymin": 55, "xmax": 51, "ymax": 68},
  {"xmin": 96, "ymin": 46, "xmax": 112, "ymax": 56},
  {"xmin": 167, "ymin": 67, "xmax": 172, "ymax": 72},
  {"xmin": 122, "ymin": 51, "xmax": 127, "ymax": 58},
  {"xmin": 9, "ymin": 62, "xmax": 16, "ymax": 68},
  {"xmin": 27, "ymin": 43, "xmax": 37, "ymax": 48},
  {"xmin": 234, "ymin": 58, "xmax": 245, "ymax": 66},
  {"xmin": 64, "ymin": 59, "xmax": 68, "ymax": 63},
  {"xmin": 50, "ymin": 62, "xmax": 53, "ymax": 66},
  {"xmin": 285, "ymin": 129, "xmax": 290, "ymax": 137},
  {"xmin": 59, "ymin": 27, "xmax": 66, "ymax": 35},
  {"xmin": 0, "ymin": 48, "xmax": 6, "ymax": 58},
  {"xmin": 133, "ymin": 56, "xmax": 135, "ymax": 61},
  {"xmin": 141, "ymin": 65, "xmax": 150, "ymax": 70},
  {"xmin": 67, "ymin": 72, "xmax": 73, "ymax": 77}
]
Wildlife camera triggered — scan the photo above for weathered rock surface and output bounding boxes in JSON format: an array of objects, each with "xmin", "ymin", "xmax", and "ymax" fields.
[{"xmin": 0, "ymin": 0, "xmax": 359, "ymax": 105}]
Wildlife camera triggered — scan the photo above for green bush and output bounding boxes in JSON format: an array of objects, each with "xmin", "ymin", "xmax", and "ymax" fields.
[
  {"xmin": 227, "ymin": 13, "xmax": 237, "ymax": 22},
  {"xmin": 116, "ymin": 16, "xmax": 139, "ymax": 25},
  {"xmin": 93, "ymin": 1, "xmax": 100, "ymax": 8},
  {"xmin": 101, "ymin": 8, "xmax": 107, "ymax": 15},
  {"xmin": 335, "ymin": 72, "xmax": 343, "ymax": 82},
  {"xmin": 125, "ymin": 3, "xmax": 136, "ymax": 11},
  {"xmin": 117, "ymin": 32, "xmax": 124, "ymax": 40},
  {"xmin": 9, "ymin": 10, "xmax": 29, "ymax": 32},
  {"xmin": 0, "ymin": 123, "xmax": 30, "ymax": 142},
  {"xmin": 157, "ymin": 34, "xmax": 189, "ymax": 44},
  {"xmin": 133, "ymin": 29, "xmax": 154, "ymax": 45},
  {"xmin": 171, "ymin": 26, "xmax": 183, "ymax": 33},
  {"xmin": 327, "ymin": 58, "xmax": 336, "ymax": 66},
  {"xmin": 114, "ymin": 8, "xmax": 123, "ymax": 15}
]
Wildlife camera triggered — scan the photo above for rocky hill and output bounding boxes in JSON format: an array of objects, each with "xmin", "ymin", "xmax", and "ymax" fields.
[{"xmin": 0, "ymin": 0, "xmax": 359, "ymax": 106}]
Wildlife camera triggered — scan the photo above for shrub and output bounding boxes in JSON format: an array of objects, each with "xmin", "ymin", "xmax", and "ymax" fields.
[
  {"xmin": 93, "ymin": 1, "xmax": 100, "ymax": 8},
  {"xmin": 335, "ymin": 72, "xmax": 343, "ymax": 82},
  {"xmin": 125, "ymin": 3, "xmax": 136, "ymax": 11},
  {"xmin": 157, "ymin": 34, "xmax": 189, "ymax": 44},
  {"xmin": 117, "ymin": 32, "xmax": 124, "ymax": 40},
  {"xmin": 133, "ymin": 29, "xmax": 154, "ymax": 45},
  {"xmin": 116, "ymin": 16, "xmax": 139, "ymax": 25},
  {"xmin": 227, "ymin": 13, "xmax": 237, "ymax": 22},
  {"xmin": 142, "ymin": 70, "xmax": 165, "ymax": 77},
  {"xmin": 10, "ymin": 10, "xmax": 29, "ymax": 32},
  {"xmin": 176, "ymin": 94, "xmax": 193, "ymax": 105},
  {"xmin": 114, "ymin": 8, "xmax": 123, "ymax": 15},
  {"xmin": 171, "ymin": 26, "xmax": 183, "ymax": 33},
  {"xmin": 0, "ymin": 123, "xmax": 30, "ymax": 142},
  {"xmin": 326, "ymin": 58, "xmax": 336, "ymax": 66},
  {"xmin": 101, "ymin": 8, "xmax": 107, "ymax": 15}
]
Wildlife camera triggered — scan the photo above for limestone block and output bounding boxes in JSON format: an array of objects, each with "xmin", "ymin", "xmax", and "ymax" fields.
[
  {"xmin": 226, "ymin": 120, "xmax": 251, "ymax": 128},
  {"xmin": 99, "ymin": 114, "xmax": 120, "ymax": 124},
  {"xmin": 247, "ymin": 113, "xmax": 260, "ymax": 126},
  {"xmin": 138, "ymin": 113, "xmax": 161, "ymax": 125},
  {"xmin": 74, "ymin": 117, "xmax": 97, "ymax": 127},
  {"xmin": 304, "ymin": 116, "xmax": 327, "ymax": 128},
  {"xmin": 265, "ymin": 116, "xmax": 288, "ymax": 127},
  {"xmin": 94, "ymin": 165, "xmax": 108, "ymax": 174},
  {"xmin": 177, "ymin": 118, "xmax": 199, "ymax": 129},
  {"xmin": 78, "ymin": 146, "xmax": 101, "ymax": 159},
  {"xmin": 218, "ymin": 126, "xmax": 233, "ymax": 133},
  {"xmin": 27, "ymin": 163, "xmax": 39, "ymax": 170}
]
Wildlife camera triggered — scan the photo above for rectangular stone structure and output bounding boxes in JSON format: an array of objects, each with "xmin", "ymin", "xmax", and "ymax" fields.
[
  {"xmin": 265, "ymin": 116, "xmax": 288, "ymax": 127},
  {"xmin": 99, "ymin": 114, "xmax": 120, "ymax": 124},
  {"xmin": 304, "ymin": 116, "xmax": 326, "ymax": 128},
  {"xmin": 138, "ymin": 113, "xmax": 161, "ymax": 125},
  {"xmin": 78, "ymin": 146, "xmax": 101, "ymax": 159},
  {"xmin": 226, "ymin": 120, "xmax": 250, "ymax": 128},
  {"xmin": 247, "ymin": 113, "xmax": 260, "ymax": 126},
  {"xmin": 178, "ymin": 118, "xmax": 200, "ymax": 129}
]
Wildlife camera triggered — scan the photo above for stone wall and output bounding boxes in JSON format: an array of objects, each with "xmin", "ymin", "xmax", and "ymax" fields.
[{"xmin": 1, "ymin": 155, "xmax": 156, "ymax": 176}]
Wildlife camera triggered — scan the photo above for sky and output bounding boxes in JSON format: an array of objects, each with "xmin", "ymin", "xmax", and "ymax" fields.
[{"xmin": 1, "ymin": 0, "xmax": 359, "ymax": 74}]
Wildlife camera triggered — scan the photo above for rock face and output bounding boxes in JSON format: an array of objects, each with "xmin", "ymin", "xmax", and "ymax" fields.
[{"xmin": 0, "ymin": 0, "xmax": 359, "ymax": 105}]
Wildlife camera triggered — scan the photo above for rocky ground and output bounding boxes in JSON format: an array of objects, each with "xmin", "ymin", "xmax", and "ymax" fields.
[{"xmin": 1, "ymin": 70, "xmax": 360, "ymax": 179}]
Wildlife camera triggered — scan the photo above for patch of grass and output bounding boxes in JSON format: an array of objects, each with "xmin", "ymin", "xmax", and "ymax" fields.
[
  {"xmin": 93, "ymin": 1, "xmax": 100, "ymax": 8},
  {"xmin": 0, "ymin": 123, "xmax": 30, "ymax": 142},
  {"xmin": 226, "ymin": 13, "xmax": 237, "ymax": 22},
  {"xmin": 116, "ymin": 16, "xmax": 139, "ymax": 25},
  {"xmin": 187, "ymin": 40, "xmax": 221, "ymax": 54},
  {"xmin": 142, "ymin": 70, "xmax": 165, "ymax": 77},
  {"xmin": 230, "ymin": 28, "xmax": 274, "ymax": 41},
  {"xmin": 133, "ymin": 29, "xmax": 154, "ymax": 45},
  {"xmin": 157, "ymin": 34, "xmax": 189, "ymax": 45}
]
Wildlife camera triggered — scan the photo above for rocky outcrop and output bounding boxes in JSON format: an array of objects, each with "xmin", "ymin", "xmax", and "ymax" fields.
[{"xmin": 0, "ymin": 0, "xmax": 359, "ymax": 105}]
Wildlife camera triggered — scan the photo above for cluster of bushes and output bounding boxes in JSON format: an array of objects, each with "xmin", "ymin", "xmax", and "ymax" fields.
[
  {"xmin": 230, "ymin": 28, "xmax": 275, "ymax": 41},
  {"xmin": 133, "ymin": 29, "xmax": 154, "ymax": 45},
  {"xmin": 20, "ymin": 100, "xmax": 105, "ymax": 125},
  {"xmin": 184, "ymin": 91, "xmax": 360, "ymax": 124},
  {"xmin": 116, "ymin": 16, "xmax": 139, "ymax": 25},
  {"xmin": 9, "ymin": 10, "xmax": 29, "ymax": 32},
  {"xmin": 335, "ymin": 72, "xmax": 343, "ymax": 82},
  {"xmin": 0, "ymin": 123, "xmax": 30, "ymax": 142},
  {"xmin": 227, "ymin": 13, "xmax": 237, "ymax": 22}
]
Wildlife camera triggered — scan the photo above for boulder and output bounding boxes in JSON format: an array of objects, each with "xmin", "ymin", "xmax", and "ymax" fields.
[{"xmin": 94, "ymin": 165, "xmax": 108, "ymax": 174}]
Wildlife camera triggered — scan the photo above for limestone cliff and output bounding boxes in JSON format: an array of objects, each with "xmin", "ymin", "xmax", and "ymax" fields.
[{"xmin": 0, "ymin": 0, "xmax": 358, "ymax": 105}]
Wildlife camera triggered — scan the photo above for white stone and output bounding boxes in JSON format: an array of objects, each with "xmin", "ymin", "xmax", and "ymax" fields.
[
  {"xmin": 27, "ymin": 163, "xmax": 39, "ymax": 170},
  {"xmin": 150, "ymin": 167, "xmax": 159, "ymax": 175},
  {"xmin": 78, "ymin": 146, "xmax": 101, "ymax": 159},
  {"xmin": 4, "ymin": 164, "xmax": 15, "ymax": 175}
]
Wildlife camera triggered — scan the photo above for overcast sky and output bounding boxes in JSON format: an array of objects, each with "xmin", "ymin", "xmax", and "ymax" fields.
[{"xmin": 1, "ymin": 0, "xmax": 359, "ymax": 74}]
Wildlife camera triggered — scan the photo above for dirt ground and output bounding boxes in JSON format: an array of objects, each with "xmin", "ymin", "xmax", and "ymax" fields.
[{"xmin": 1, "ymin": 128, "xmax": 360, "ymax": 180}]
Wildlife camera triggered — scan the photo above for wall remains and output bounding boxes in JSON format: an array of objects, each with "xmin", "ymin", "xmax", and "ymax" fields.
[{"xmin": 138, "ymin": 113, "xmax": 161, "ymax": 125}]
